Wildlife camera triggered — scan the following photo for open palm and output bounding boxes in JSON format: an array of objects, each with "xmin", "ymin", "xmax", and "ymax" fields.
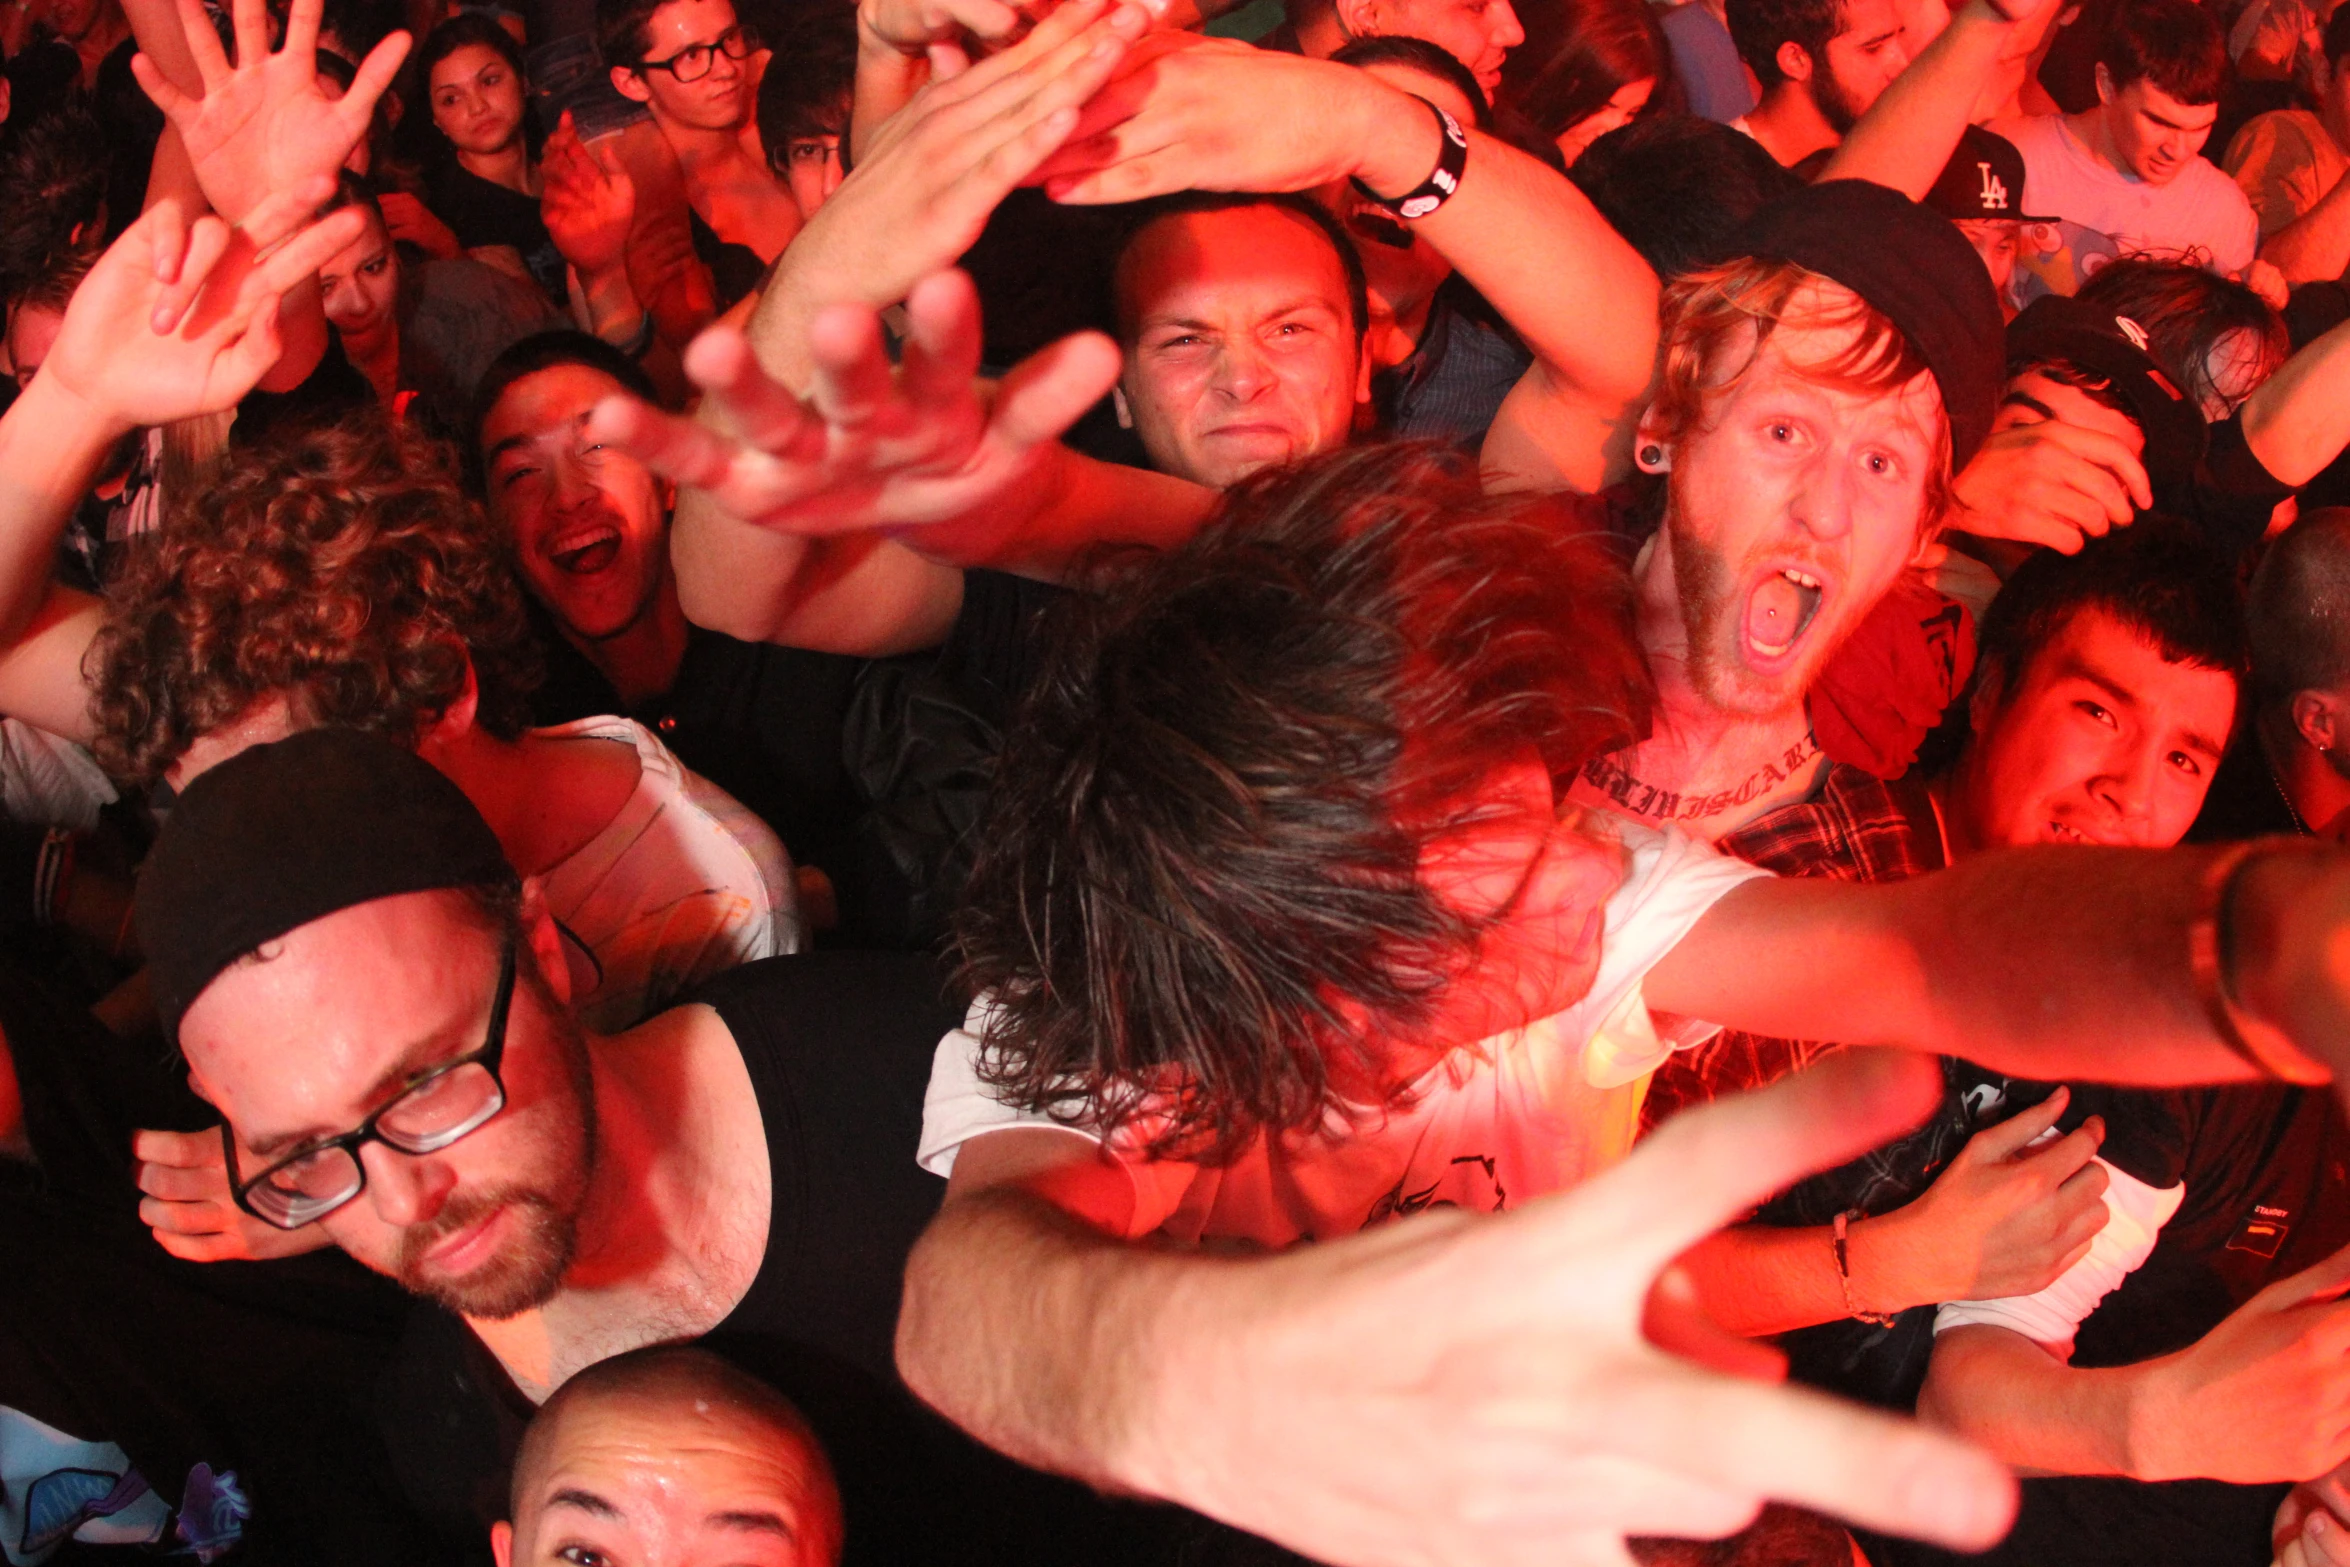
[
  {"xmin": 45, "ymin": 181, "xmax": 367, "ymax": 430},
  {"xmin": 131, "ymin": 0, "xmax": 407, "ymax": 224}
]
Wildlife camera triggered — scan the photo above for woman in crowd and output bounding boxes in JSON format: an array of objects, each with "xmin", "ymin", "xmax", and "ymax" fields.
[
  {"xmin": 409, "ymin": 11, "xmax": 565, "ymax": 301},
  {"xmin": 1499, "ymin": 0, "xmax": 1667, "ymax": 165},
  {"xmin": 2075, "ymin": 255, "xmax": 2292, "ymax": 422}
]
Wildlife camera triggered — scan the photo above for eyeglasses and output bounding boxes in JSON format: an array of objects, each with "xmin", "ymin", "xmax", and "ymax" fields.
[
  {"xmin": 636, "ymin": 24, "xmax": 750, "ymax": 82},
  {"xmin": 224, "ymin": 939, "xmax": 518, "ymax": 1230}
]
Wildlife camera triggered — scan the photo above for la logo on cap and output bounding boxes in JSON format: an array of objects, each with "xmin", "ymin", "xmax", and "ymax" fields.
[{"xmin": 1975, "ymin": 162, "xmax": 2010, "ymax": 211}]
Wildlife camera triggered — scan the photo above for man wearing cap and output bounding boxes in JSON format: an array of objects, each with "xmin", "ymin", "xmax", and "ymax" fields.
[
  {"xmin": 132, "ymin": 726, "xmax": 1170, "ymax": 1564},
  {"xmin": 1923, "ymin": 124, "xmax": 2061, "ymax": 318}
]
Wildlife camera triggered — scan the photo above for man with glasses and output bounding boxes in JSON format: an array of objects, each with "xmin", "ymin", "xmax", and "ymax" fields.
[
  {"xmin": 137, "ymin": 725, "xmax": 1156, "ymax": 1561},
  {"xmin": 600, "ymin": 0, "xmax": 803, "ymax": 261}
]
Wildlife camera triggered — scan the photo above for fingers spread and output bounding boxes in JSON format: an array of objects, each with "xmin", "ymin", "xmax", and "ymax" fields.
[
  {"xmin": 682, "ymin": 325, "xmax": 823, "ymax": 455},
  {"xmin": 988, "ymin": 329, "xmax": 1123, "ymax": 449},
  {"xmin": 899, "ymin": 270, "xmax": 989, "ymax": 407},
  {"xmin": 1597, "ymin": 1354, "xmax": 2018, "ymax": 1551},
  {"xmin": 806, "ymin": 304, "xmax": 901, "ymax": 428},
  {"xmin": 587, "ymin": 394, "xmax": 749, "ymax": 492}
]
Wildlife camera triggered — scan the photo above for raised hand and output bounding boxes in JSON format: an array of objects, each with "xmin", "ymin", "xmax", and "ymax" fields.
[
  {"xmin": 541, "ymin": 110, "xmax": 636, "ymax": 279},
  {"xmin": 1156, "ymin": 1052, "xmax": 2017, "ymax": 1565},
  {"xmin": 132, "ymin": 1127, "xmax": 333, "ymax": 1262},
  {"xmin": 787, "ymin": 0, "xmax": 1150, "ymax": 310},
  {"xmin": 1944, "ymin": 418, "xmax": 2154, "ymax": 553},
  {"xmin": 1866, "ymin": 1086, "xmax": 2112, "ymax": 1306},
  {"xmin": 131, "ymin": 0, "xmax": 409, "ymax": 224},
  {"xmin": 1032, "ymin": 37, "xmax": 1405, "ymax": 204},
  {"xmin": 590, "ymin": 269, "xmax": 1119, "ymax": 541},
  {"xmin": 41, "ymin": 178, "xmax": 367, "ymax": 432}
]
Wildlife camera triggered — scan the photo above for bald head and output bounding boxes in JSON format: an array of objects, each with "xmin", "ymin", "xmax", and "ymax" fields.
[
  {"xmin": 2249, "ymin": 507, "xmax": 2350, "ymax": 712},
  {"xmin": 495, "ymin": 1347, "xmax": 843, "ymax": 1567}
]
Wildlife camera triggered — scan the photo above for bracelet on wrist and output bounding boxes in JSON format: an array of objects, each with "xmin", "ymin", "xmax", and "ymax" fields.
[
  {"xmin": 1351, "ymin": 94, "xmax": 1469, "ymax": 221},
  {"xmin": 1832, "ymin": 1211, "xmax": 1902, "ymax": 1328},
  {"xmin": 2190, "ymin": 838, "xmax": 2334, "ymax": 1085}
]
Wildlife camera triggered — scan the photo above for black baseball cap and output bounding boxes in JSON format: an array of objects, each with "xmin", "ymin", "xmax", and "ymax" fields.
[
  {"xmin": 1731, "ymin": 179, "xmax": 2007, "ymax": 469},
  {"xmin": 1925, "ymin": 125, "xmax": 2058, "ymax": 224},
  {"xmin": 137, "ymin": 727, "xmax": 519, "ymax": 1046},
  {"xmin": 2005, "ymin": 293, "xmax": 2208, "ymax": 488}
]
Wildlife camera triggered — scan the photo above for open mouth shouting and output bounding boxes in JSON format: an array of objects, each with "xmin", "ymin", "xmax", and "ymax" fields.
[
  {"xmin": 545, "ymin": 521, "xmax": 624, "ymax": 577},
  {"xmin": 1742, "ymin": 564, "xmax": 1827, "ymax": 670}
]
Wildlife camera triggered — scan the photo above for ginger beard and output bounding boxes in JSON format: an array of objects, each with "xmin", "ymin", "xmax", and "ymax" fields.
[
  {"xmin": 394, "ymin": 1003, "xmax": 597, "ymax": 1320},
  {"xmin": 1665, "ymin": 464, "xmax": 1838, "ymax": 719}
]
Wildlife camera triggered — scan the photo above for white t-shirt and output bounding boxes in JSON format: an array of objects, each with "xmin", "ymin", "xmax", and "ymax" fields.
[
  {"xmin": 1990, "ymin": 112, "xmax": 2259, "ymax": 275},
  {"xmin": 538, "ymin": 716, "xmax": 802, "ymax": 1031},
  {"xmin": 917, "ymin": 823, "xmax": 1770, "ymax": 1248}
]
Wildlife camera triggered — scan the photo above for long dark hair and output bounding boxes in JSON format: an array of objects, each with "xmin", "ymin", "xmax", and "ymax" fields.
[
  {"xmin": 953, "ymin": 443, "xmax": 1653, "ymax": 1163},
  {"xmin": 1501, "ymin": 0, "xmax": 1667, "ymax": 141},
  {"xmin": 417, "ymin": 13, "xmax": 540, "ymax": 162}
]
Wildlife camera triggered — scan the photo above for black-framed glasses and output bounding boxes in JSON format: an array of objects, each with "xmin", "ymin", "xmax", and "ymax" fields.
[
  {"xmin": 637, "ymin": 24, "xmax": 750, "ymax": 81},
  {"xmin": 224, "ymin": 939, "xmax": 518, "ymax": 1230}
]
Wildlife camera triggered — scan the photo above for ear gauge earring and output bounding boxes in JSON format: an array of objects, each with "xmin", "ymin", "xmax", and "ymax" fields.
[{"xmin": 1636, "ymin": 443, "xmax": 1666, "ymax": 471}]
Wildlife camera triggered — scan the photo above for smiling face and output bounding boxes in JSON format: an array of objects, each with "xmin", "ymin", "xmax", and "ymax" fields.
[
  {"xmin": 319, "ymin": 207, "xmax": 401, "ymax": 357},
  {"xmin": 1654, "ymin": 287, "xmax": 1945, "ymax": 719},
  {"xmin": 180, "ymin": 890, "xmax": 595, "ymax": 1320},
  {"xmin": 495, "ymin": 1384, "xmax": 842, "ymax": 1567},
  {"xmin": 623, "ymin": 0, "xmax": 755, "ymax": 133},
  {"xmin": 1116, "ymin": 205, "xmax": 1367, "ymax": 489},
  {"xmin": 431, "ymin": 42, "xmax": 527, "ymax": 158},
  {"xmin": 1955, "ymin": 607, "xmax": 2237, "ymax": 848},
  {"xmin": 481, "ymin": 363, "xmax": 674, "ymax": 647},
  {"xmin": 2096, "ymin": 73, "xmax": 2217, "ymax": 185}
]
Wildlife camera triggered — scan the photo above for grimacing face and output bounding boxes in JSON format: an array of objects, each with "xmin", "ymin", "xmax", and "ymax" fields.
[
  {"xmin": 1115, "ymin": 205, "xmax": 1368, "ymax": 490},
  {"xmin": 431, "ymin": 41, "xmax": 527, "ymax": 158},
  {"xmin": 180, "ymin": 891, "xmax": 596, "ymax": 1321},
  {"xmin": 1798, "ymin": 0, "xmax": 1910, "ymax": 130},
  {"xmin": 1651, "ymin": 285, "xmax": 1946, "ymax": 719},
  {"xmin": 480, "ymin": 363, "xmax": 675, "ymax": 647},
  {"xmin": 493, "ymin": 1395, "xmax": 842, "ymax": 1567},
  {"xmin": 1958, "ymin": 606, "xmax": 2236, "ymax": 849},
  {"xmin": 620, "ymin": 0, "xmax": 756, "ymax": 133}
]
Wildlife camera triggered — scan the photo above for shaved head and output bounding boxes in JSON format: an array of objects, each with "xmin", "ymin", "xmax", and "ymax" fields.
[
  {"xmin": 497, "ymin": 1347, "xmax": 843, "ymax": 1567},
  {"xmin": 2250, "ymin": 507, "xmax": 2350, "ymax": 711}
]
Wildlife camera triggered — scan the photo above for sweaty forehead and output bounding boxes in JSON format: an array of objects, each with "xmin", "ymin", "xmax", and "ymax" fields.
[{"xmin": 1118, "ymin": 207, "xmax": 1353, "ymax": 336}]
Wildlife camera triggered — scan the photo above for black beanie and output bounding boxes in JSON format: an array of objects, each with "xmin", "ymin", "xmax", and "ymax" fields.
[
  {"xmin": 1729, "ymin": 179, "xmax": 2007, "ymax": 471},
  {"xmin": 137, "ymin": 727, "xmax": 518, "ymax": 1045}
]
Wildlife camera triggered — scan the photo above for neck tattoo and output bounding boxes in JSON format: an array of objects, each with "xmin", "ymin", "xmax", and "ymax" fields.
[{"xmin": 1580, "ymin": 729, "xmax": 1823, "ymax": 824}]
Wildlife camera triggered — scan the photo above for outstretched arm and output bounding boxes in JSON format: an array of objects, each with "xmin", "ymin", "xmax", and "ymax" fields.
[
  {"xmin": 899, "ymin": 1052, "xmax": 2018, "ymax": 1566},
  {"xmin": 2239, "ymin": 312, "xmax": 2350, "ymax": 487},
  {"xmin": 1647, "ymin": 842, "xmax": 2350, "ymax": 1090},
  {"xmin": 0, "ymin": 184, "xmax": 364, "ymax": 739},
  {"xmin": 1821, "ymin": 0, "xmax": 2062, "ymax": 199},
  {"xmin": 1037, "ymin": 39, "xmax": 1660, "ymax": 493},
  {"xmin": 600, "ymin": 270, "xmax": 1212, "ymax": 649}
]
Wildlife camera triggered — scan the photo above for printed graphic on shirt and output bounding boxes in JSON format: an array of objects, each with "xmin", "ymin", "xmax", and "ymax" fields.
[
  {"xmin": 1363, "ymin": 1153, "xmax": 1509, "ymax": 1226},
  {"xmin": 2227, "ymin": 1202, "xmax": 2292, "ymax": 1260}
]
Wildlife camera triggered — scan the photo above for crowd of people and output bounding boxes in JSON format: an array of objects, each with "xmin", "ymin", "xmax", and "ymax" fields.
[{"xmin": 14, "ymin": 0, "xmax": 2350, "ymax": 1556}]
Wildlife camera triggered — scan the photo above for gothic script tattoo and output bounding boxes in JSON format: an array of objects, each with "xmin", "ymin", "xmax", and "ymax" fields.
[{"xmin": 1579, "ymin": 731, "xmax": 1825, "ymax": 824}]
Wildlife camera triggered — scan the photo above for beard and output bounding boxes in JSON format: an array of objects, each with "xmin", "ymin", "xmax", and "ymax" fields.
[
  {"xmin": 1664, "ymin": 476, "xmax": 1825, "ymax": 721},
  {"xmin": 1805, "ymin": 62, "xmax": 1866, "ymax": 135},
  {"xmin": 392, "ymin": 1008, "xmax": 598, "ymax": 1320}
]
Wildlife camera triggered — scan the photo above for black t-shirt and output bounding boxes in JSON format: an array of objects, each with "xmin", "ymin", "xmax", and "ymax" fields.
[
  {"xmin": 1867, "ymin": 1084, "xmax": 2348, "ymax": 1567},
  {"xmin": 529, "ymin": 615, "xmax": 873, "ymax": 900},
  {"xmin": 377, "ymin": 952, "xmax": 1192, "ymax": 1563},
  {"xmin": 424, "ymin": 162, "xmax": 568, "ymax": 306},
  {"xmin": 2188, "ymin": 732, "xmax": 2305, "ymax": 843}
]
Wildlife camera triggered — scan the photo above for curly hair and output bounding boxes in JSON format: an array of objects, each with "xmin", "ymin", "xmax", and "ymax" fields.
[
  {"xmin": 1650, "ymin": 253, "xmax": 1953, "ymax": 529},
  {"xmin": 953, "ymin": 442, "xmax": 1653, "ymax": 1163},
  {"xmin": 89, "ymin": 414, "xmax": 541, "ymax": 784}
]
